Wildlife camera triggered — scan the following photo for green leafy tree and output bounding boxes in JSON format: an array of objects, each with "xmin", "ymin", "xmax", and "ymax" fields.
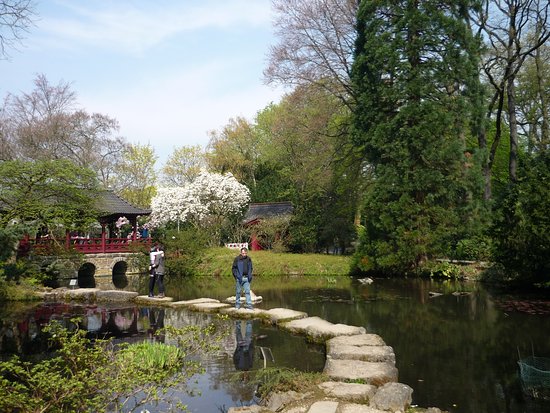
[
  {"xmin": 111, "ymin": 143, "xmax": 157, "ymax": 208},
  {"xmin": 206, "ymin": 116, "xmax": 260, "ymax": 191},
  {"xmin": 255, "ymin": 86, "xmax": 359, "ymax": 252},
  {"xmin": 515, "ymin": 42, "xmax": 550, "ymax": 153},
  {"xmin": 161, "ymin": 144, "xmax": 205, "ymax": 186},
  {"xmin": 0, "ymin": 159, "xmax": 99, "ymax": 261},
  {"xmin": 490, "ymin": 151, "xmax": 550, "ymax": 286},
  {"xmin": 352, "ymin": 0, "xmax": 484, "ymax": 273}
]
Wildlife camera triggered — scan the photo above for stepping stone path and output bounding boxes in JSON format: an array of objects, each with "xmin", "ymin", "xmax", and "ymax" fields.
[{"xmin": 43, "ymin": 289, "xmax": 446, "ymax": 413}]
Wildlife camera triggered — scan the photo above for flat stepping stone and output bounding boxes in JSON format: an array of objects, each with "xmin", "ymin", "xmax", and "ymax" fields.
[
  {"xmin": 318, "ymin": 381, "xmax": 376, "ymax": 403},
  {"xmin": 44, "ymin": 288, "xmax": 101, "ymax": 302},
  {"xmin": 326, "ymin": 334, "xmax": 395, "ymax": 364},
  {"xmin": 263, "ymin": 308, "xmax": 308, "ymax": 324},
  {"xmin": 327, "ymin": 334, "xmax": 386, "ymax": 347},
  {"xmin": 339, "ymin": 404, "xmax": 387, "ymax": 413},
  {"xmin": 135, "ymin": 295, "xmax": 174, "ymax": 305},
  {"xmin": 220, "ymin": 307, "xmax": 268, "ymax": 318},
  {"xmin": 96, "ymin": 290, "xmax": 139, "ymax": 302},
  {"xmin": 189, "ymin": 302, "xmax": 231, "ymax": 313},
  {"xmin": 307, "ymin": 400, "xmax": 339, "ymax": 413},
  {"xmin": 225, "ymin": 290, "xmax": 263, "ymax": 304},
  {"xmin": 328, "ymin": 344, "xmax": 395, "ymax": 364},
  {"xmin": 281, "ymin": 316, "xmax": 366, "ymax": 341},
  {"xmin": 170, "ymin": 298, "xmax": 220, "ymax": 308},
  {"xmin": 324, "ymin": 359, "xmax": 398, "ymax": 385}
]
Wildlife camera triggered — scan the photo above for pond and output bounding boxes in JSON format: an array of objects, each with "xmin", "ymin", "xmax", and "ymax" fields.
[{"xmin": 1, "ymin": 276, "xmax": 550, "ymax": 413}]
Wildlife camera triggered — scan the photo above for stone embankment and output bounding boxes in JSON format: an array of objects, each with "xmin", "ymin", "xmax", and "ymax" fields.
[{"xmin": 41, "ymin": 288, "xmax": 447, "ymax": 413}]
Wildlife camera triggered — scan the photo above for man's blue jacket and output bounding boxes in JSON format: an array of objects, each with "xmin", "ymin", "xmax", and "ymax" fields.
[{"xmin": 232, "ymin": 256, "xmax": 253, "ymax": 283}]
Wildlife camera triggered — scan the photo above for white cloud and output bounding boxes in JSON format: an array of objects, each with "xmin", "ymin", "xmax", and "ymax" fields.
[
  {"xmin": 80, "ymin": 62, "xmax": 284, "ymax": 164},
  {"xmin": 37, "ymin": 0, "xmax": 273, "ymax": 55},
  {"xmin": 3, "ymin": 0, "xmax": 285, "ymax": 168}
]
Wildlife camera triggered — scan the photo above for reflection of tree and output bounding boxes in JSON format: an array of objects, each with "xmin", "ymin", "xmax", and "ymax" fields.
[{"xmin": 343, "ymin": 279, "xmax": 550, "ymax": 413}]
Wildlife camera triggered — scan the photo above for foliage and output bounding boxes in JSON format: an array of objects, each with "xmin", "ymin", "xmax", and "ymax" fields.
[
  {"xmin": 427, "ymin": 262, "xmax": 462, "ymax": 279},
  {"xmin": 0, "ymin": 227, "xmax": 21, "ymax": 262},
  {"xmin": 249, "ymin": 216, "xmax": 291, "ymax": 252},
  {"xmin": 206, "ymin": 116, "xmax": 259, "ymax": 190},
  {"xmin": 253, "ymin": 367, "xmax": 328, "ymax": 400},
  {"xmin": 161, "ymin": 144, "xmax": 205, "ymax": 186},
  {"xmin": 351, "ymin": 0, "xmax": 484, "ymax": 274},
  {"xmin": 0, "ymin": 316, "xmax": 227, "ymax": 413},
  {"xmin": 0, "ymin": 277, "xmax": 43, "ymax": 302},
  {"xmin": 453, "ymin": 236, "xmax": 492, "ymax": 261},
  {"xmin": 162, "ymin": 227, "xmax": 210, "ymax": 276},
  {"xmin": 0, "ymin": 159, "xmax": 99, "ymax": 266},
  {"xmin": 111, "ymin": 143, "xmax": 158, "ymax": 208},
  {"xmin": 489, "ymin": 151, "xmax": 550, "ymax": 286},
  {"xmin": 149, "ymin": 171, "xmax": 250, "ymax": 245}
]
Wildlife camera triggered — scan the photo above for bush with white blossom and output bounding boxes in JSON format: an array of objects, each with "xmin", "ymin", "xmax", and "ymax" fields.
[{"xmin": 148, "ymin": 172, "xmax": 250, "ymax": 229}]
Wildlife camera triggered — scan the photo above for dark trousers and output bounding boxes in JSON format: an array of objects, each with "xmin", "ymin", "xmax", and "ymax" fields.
[{"xmin": 148, "ymin": 273, "xmax": 165, "ymax": 296}]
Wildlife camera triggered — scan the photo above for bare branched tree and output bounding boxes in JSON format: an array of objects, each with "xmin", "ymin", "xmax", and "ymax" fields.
[
  {"xmin": 471, "ymin": 0, "xmax": 550, "ymax": 190},
  {"xmin": 264, "ymin": 0, "xmax": 359, "ymax": 109},
  {"xmin": 0, "ymin": 0, "xmax": 37, "ymax": 59},
  {"xmin": 3, "ymin": 74, "xmax": 127, "ymax": 187}
]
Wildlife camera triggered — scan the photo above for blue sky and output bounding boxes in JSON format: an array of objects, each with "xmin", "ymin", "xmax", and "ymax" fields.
[{"xmin": 2, "ymin": 0, "xmax": 285, "ymax": 165}]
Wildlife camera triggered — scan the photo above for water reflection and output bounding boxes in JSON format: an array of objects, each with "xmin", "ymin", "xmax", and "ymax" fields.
[
  {"xmin": 233, "ymin": 320, "xmax": 254, "ymax": 380},
  {"xmin": 161, "ymin": 276, "xmax": 550, "ymax": 413},
  {"xmin": 3, "ymin": 277, "xmax": 549, "ymax": 413},
  {"xmin": 0, "ymin": 300, "xmax": 325, "ymax": 412}
]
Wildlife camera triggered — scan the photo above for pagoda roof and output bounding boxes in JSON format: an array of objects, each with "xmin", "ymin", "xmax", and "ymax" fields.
[
  {"xmin": 243, "ymin": 201, "xmax": 293, "ymax": 224},
  {"xmin": 96, "ymin": 190, "xmax": 151, "ymax": 218}
]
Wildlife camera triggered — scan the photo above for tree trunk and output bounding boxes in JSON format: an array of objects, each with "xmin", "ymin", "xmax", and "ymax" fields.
[
  {"xmin": 507, "ymin": 78, "xmax": 519, "ymax": 183},
  {"xmin": 535, "ymin": 46, "xmax": 550, "ymax": 148}
]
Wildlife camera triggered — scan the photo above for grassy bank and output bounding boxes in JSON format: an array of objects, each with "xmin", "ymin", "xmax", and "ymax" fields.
[{"xmin": 197, "ymin": 248, "xmax": 351, "ymax": 277}]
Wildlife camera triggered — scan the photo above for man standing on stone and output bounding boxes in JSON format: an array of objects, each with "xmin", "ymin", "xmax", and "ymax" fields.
[
  {"xmin": 149, "ymin": 244, "xmax": 165, "ymax": 298},
  {"xmin": 232, "ymin": 247, "xmax": 253, "ymax": 309}
]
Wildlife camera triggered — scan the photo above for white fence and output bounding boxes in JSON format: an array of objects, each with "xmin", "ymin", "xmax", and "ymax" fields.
[{"xmin": 225, "ymin": 242, "xmax": 249, "ymax": 250}]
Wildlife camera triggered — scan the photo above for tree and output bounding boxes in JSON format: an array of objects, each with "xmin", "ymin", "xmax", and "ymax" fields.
[
  {"xmin": 265, "ymin": 0, "xmax": 359, "ymax": 109},
  {"xmin": 0, "ymin": 159, "xmax": 99, "ymax": 259},
  {"xmin": 161, "ymin": 144, "xmax": 205, "ymax": 186},
  {"xmin": 0, "ymin": 0, "xmax": 36, "ymax": 59},
  {"xmin": 2, "ymin": 74, "xmax": 127, "ymax": 186},
  {"xmin": 490, "ymin": 151, "xmax": 550, "ymax": 286},
  {"xmin": 515, "ymin": 42, "xmax": 550, "ymax": 153},
  {"xmin": 206, "ymin": 116, "xmax": 259, "ymax": 191},
  {"xmin": 352, "ymin": 0, "xmax": 484, "ymax": 273},
  {"xmin": 110, "ymin": 143, "xmax": 157, "ymax": 208},
  {"xmin": 148, "ymin": 172, "xmax": 250, "ymax": 245},
  {"xmin": 472, "ymin": 0, "xmax": 550, "ymax": 190}
]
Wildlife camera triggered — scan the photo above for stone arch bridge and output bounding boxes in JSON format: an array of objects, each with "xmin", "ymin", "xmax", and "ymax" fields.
[{"xmin": 34, "ymin": 252, "xmax": 145, "ymax": 290}]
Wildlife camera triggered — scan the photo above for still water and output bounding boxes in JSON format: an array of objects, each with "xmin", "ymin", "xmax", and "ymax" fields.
[{"xmin": 1, "ymin": 276, "xmax": 550, "ymax": 413}]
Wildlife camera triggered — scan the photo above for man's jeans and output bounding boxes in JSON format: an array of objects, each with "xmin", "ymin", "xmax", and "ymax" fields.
[{"xmin": 235, "ymin": 279, "xmax": 252, "ymax": 309}]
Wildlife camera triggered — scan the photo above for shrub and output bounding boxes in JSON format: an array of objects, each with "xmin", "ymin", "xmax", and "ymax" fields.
[
  {"xmin": 163, "ymin": 227, "xmax": 210, "ymax": 276},
  {"xmin": 453, "ymin": 236, "xmax": 492, "ymax": 261},
  {"xmin": 0, "ymin": 316, "xmax": 227, "ymax": 412},
  {"xmin": 489, "ymin": 152, "xmax": 550, "ymax": 286}
]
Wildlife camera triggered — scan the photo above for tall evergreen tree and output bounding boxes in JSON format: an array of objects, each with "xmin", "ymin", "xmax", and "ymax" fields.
[{"xmin": 352, "ymin": 0, "xmax": 484, "ymax": 273}]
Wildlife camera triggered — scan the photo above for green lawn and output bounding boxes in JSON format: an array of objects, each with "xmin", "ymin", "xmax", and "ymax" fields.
[{"xmin": 198, "ymin": 248, "xmax": 351, "ymax": 277}]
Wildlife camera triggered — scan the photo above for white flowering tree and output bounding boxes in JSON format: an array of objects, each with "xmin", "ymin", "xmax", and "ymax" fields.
[{"xmin": 148, "ymin": 172, "xmax": 250, "ymax": 242}]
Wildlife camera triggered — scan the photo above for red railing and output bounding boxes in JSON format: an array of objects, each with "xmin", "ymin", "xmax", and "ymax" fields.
[{"xmin": 29, "ymin": 237, "xmax": 152, "ymax": 254}]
